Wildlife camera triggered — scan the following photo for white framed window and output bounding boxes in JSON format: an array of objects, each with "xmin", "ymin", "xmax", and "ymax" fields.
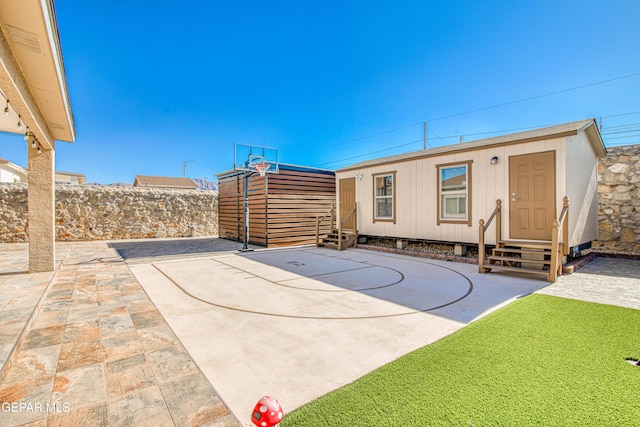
[
  {"xmin": 437, "ymin": 161, "xmax": 472, "ymax": 226},
  {"xmin": 373, "ymin": 172, "xmax": 396, "ymax": 222}
]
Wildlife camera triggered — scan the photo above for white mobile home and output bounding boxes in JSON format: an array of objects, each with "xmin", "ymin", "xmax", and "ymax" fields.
[{"xmin": 334, "ymin": 119, "xmax": 606, "ymax": 279}]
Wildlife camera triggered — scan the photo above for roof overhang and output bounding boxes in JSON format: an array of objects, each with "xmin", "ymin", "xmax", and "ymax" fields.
[
  {"xmin": 338, "ymin": 119, "xmax": 607, "ymax": 172},
  {"xmin": 578, "ymin": 119, "xmax": 607, "ymax": 158},
  {"xmin": 0, "ymin": 0, "xmax": 75, "ymax": 149},
  {"xmin": 0, "ymin": 157, "xmax": 28, "ymax": 179}
]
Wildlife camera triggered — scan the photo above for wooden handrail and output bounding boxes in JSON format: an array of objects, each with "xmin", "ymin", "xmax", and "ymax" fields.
[
  {"xmin": 549, "ymin": 197, "xmax": 569, "ymax": 282},
  {"xmin": 341, "ymin": 205, "xmax": 357, "ymax": 228},
  {"xmin": 315, "ymin": 202, "xmax": 336, "ymax": 247},
  {"xmin": 558, "ymin": 197, "xmax": 569, "ymax": 232},
  {"xmin": 478, "ymin": 200, "xmax": 501, "ymax": 273},
  {"xmin": 483, "ymin": 200, "xmax": 502, "ymax": 233},
  {"xmin": 338, "ymin": 204, "xmax": 357, "ymax": 251}
]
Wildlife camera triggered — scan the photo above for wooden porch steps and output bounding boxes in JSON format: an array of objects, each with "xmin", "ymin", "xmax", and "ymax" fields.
[
  {"xmin": 487, "ymin": 256, "xmax": 549, "ymax": 265},
  {"xmin": 478, "ymin": 198, "xmax": 570, "ymax": 283},
  {"xmin": 497, "ymin": 240, "xmax": 552, "ymax": 248},
  {"xmin": 484, "ymin": 240, "xmax": 561, "ymax": 281},
  {"xmin": 481, "ymin": 264, "xmax": 550, "ymax": 277},
  {"xmin": 317, "ymin": 229, "xmax": 358, "ymax": 250}
]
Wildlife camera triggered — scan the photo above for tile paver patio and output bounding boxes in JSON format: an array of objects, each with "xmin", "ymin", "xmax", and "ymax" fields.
[{"xmin": 0, "ymin": 242, "xmax": 240, "ymax": 427}]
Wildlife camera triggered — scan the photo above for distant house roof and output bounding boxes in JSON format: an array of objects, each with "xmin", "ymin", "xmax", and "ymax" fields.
[
  {"xmin": 0, "ymin": 158, "xmax": 28, "ymax": 182},
  {"xmin": 55, "ymin": 171, "xmax": 86, "ymax": 184},
  {"xmin": 133, "ymin": 175, "xmax": 199, "ymax": 189},
  {"xmin": 0, "ymin": 163, "xmax": 89, "ymax": 184},
  {"xmin": 442, "ymin": 172, "xmax": 467, "ymax": 189},
  {"xmin": 338, "ymin": 119, "xmax": 606, "ymax": 172}
]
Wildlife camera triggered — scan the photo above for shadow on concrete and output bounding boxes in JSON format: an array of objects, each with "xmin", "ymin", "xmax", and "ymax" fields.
[
  {"xmin": 0, "ymin": 270, "xmax": 28, "ymax": 276},
  {"xmin": 109, "ymin": 237, "xmax": 260, "ymax": 261},
  {"xmin": 149, "ymin": 247, "xmax": 549, "ymax": 324}
]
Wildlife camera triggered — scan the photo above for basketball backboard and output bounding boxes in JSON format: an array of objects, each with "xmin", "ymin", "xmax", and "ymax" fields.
[{"xmin": 234, "ymin": 143, "xmax": 279, "ymax": 174}]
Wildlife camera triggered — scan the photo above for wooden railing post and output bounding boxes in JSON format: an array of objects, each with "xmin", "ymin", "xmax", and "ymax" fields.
[
  {"xmin": 330, "ymin": 202, "xmax": 335, "ymax": 231},
  {"xmin": 549, "ymin": 219, "xmax": 559, "ymax": 283},
  {"xmin": 562, "ymin": 196, "xmax": 569, "ymax": 256},
  {"xmin": 478, "ymin": 199, "xmax": 501, "ymax": 273},
  {"xmin": 315, "ymin": 202, "xmax": 337, "ymax": 248},
  {"xmin": 354, "ymin": 203, "xmax": 358, "ymax": 231},
  {"xmin": 495, "ymin": 200, "xmax": 502, "ymax": 244},
  {"xmin": 479, "ymin": 219, "xmax": 486, "ymax": 273}
]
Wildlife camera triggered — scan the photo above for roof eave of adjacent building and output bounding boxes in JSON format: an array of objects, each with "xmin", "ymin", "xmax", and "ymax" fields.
[{"xmin": 337, "ymin": 119, "xmax": 600, "ymax": 172}]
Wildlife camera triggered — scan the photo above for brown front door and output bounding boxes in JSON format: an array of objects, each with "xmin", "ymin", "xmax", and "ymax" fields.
[
  {"xmin": 509, "ymin": 151, "xmax": 556, "ymax": 240},
  {"xmin": 339, "ymin": 178, "xmax": 356, "ymax": 231}
]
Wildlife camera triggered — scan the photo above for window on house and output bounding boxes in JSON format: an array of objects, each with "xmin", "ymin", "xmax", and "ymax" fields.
[
  {"xmin": 374, "ymin": 172, "xmax": 395, "ymax": 222},
  {"xmin": 437, "ymin": 162, "xmax": 472, "ymax": 225}
]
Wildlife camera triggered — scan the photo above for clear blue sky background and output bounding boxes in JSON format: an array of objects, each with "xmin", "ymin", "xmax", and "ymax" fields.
[{"xmin": 1, "ymin": 0, "xmax": 639, "ymax": 184}]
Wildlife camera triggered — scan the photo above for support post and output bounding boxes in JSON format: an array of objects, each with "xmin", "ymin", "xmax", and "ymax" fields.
[
  {"xmin": 28, "ymin": 135, "xmax": 55, "ymax": 272},
  {"xmin": 562, "ymin": 196, "xmax": 569, "ymax": 256},
  {"xmin": 240, "ymin": 172, "xmax": 253, "ymax": 252},
  {"xmin": 549, "ymin": 219, "xmax": 559, "ymax": 283},
  {"xmin": 353, "ymin": 205, "xmax": 358, "ymax": 248},
  {"xmin": 315, "ymin": 216, "xmax": 320, "ymax": 247},
  {"xmin": 478, "ymin": 219, "xmax": 485, "ymax": 273},
  {"xmin": 495, "ymin": 199, "xmax": 502, "ymax": 244},
  {"xmin": 330, "ymin": 202, "xmax": 335, "ymax": 231}
]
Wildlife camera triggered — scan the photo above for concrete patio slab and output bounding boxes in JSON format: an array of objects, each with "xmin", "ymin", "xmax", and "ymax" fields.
[{"xmin": 130, "ymin": 246, "xmax": 548, "ymax": 424}]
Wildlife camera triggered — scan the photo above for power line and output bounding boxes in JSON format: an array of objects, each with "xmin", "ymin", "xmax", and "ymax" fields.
[
  {"xmin": 283, "ymin": 122, "xmax": 424, "ymax": 160},
  {"xmin": 284, "ymin": 77, "xmax": 640, "ymax": 167},
  {"xmin": 605, "ymin": 140, "xmax": 640, "ymax": 147},
  {"xmin": 427, "ymin": 72, "xmax": 640, "ymax": 123},
  {"xmin": 312, "ymin": 139, "xmax": 423, "ymax": 167},
  {"xmin": 313, "ymin": 114, "xmax": 640, "ymax": 169},
  {"xmin": 603, "ymin": 134, "xmax": 640, "ymax": 140},
  {"xmin": 601, "ymin": 122, "xmax": 640, "ymax": 131},
  {"xmin": 600, "ymin": 111, "xmax": 640, "ymax": 119},
  {"xmin": 298, "ymin": 72, "xmax": 640, "ymax": 154}
]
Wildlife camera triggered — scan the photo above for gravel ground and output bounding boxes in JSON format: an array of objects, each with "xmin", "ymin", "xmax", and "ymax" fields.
[
  {"xmin": 363, "ymin": 237, "xmax": 640, "ymax": 265},
  {"xmin": 365, "ymin": 237, "xmax": 479, "ymax": 257}
]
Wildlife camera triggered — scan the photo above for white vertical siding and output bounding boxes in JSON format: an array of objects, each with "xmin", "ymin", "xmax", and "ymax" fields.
[{"xmin": 564, "ymin": 133, "xmax": 600, "ymax": 246}]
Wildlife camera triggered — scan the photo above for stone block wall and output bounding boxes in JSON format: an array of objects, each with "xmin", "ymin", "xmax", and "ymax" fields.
[
  {"xmin": 596, "ymin": 144, "xmax": 640, "ymax": 253},
  {"xmin": 0, "ymin": 184, "xmax": 218, "ymax": 242},
  {"xmin": 0, "ymin": 184, "xmax": 28, "ymax": 242}
]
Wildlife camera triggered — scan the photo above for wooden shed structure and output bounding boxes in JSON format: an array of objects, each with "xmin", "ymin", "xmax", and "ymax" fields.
[
  {"xmin": 335, "ymin": 119, "xmax": 606, "ymax": 281},
  {"xmin": 217, "ymin": 164, "xmax": 336, "ymax": 247}
]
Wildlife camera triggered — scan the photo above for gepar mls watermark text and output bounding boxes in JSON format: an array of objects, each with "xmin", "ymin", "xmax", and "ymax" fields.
[{"xmin": 1, "ymin": 402, "xmax": 70, "ymax": 413}]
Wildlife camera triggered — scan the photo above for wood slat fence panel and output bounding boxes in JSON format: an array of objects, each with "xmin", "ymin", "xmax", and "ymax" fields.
[{"xmin": 217, "ymin": 166, "xmax": 336, "ymax": 247}]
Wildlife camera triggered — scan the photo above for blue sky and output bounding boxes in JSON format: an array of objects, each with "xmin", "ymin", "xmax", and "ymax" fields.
[{"xmin": 1, "ymin": 0, "xmax": 639, "ymax": 184}]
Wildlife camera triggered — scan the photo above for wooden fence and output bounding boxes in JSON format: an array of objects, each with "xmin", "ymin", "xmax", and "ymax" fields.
[{"xmin": 217, "ymin": 165, "xmax": 336, "ymax": 247}]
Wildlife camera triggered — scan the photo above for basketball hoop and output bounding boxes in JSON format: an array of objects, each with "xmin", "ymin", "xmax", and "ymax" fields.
[{"xmin": 253, "ymin": 161, "xmax": 271, "ymax": 177}]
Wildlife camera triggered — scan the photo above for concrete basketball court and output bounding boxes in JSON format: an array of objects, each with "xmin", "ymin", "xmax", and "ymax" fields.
[{"xmin": 129, "ymin": 246, "xmax": 549, "ymax": 424}]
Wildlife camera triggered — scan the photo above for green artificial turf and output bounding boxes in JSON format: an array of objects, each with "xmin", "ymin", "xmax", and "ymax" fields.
[{"xmin": 282, "ymin": 294, "xmax": 640, "ymax": 426}]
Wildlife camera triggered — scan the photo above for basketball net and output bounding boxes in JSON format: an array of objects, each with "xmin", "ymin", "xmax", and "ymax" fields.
[{"xmin": 253, "ymin": 161, "xmax": 271, "ymax": 177}]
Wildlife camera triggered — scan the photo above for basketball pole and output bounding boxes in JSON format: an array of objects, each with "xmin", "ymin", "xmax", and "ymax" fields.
[{"xmin": 240, "ymin": 170, "xmax": 253, "ymax": 252}]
